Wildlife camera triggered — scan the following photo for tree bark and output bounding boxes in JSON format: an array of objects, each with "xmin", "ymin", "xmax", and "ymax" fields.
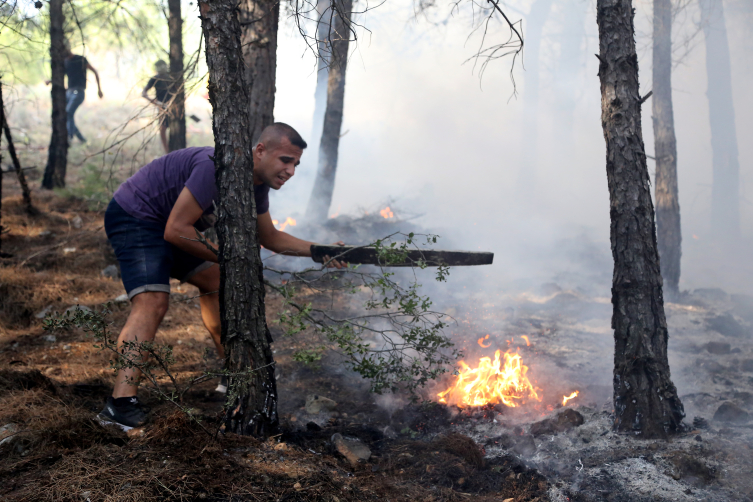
[
  {"xmin": 652, "ymin": 0, "xmax": 681, "ymax": 296},
  {"xmin": 1, "ymin": 79, "xmax": 35, "ymax": 215},
  {"xmin": 199, "ymin": 0, "xmax": 278, "ymax": 437},
  {"xmin": 238, "ymin": 0, "xmax": 279, "ymax": 145},
  {"xmin": 306, "ymin": 0, "xmax": 353, "ymax": 221},
  {"xmin": 596, "ymin": 0, "xmax": 685, "ymax": 437},
  {"xmin": 168, "ymin": 0, "xmax": 186, "ymax": 152},
  {"xmin": 699, "ymin": 0, "xmax": 739, "ymax": 240},
  {"xmin": 309, "ymin": 0, "xmax": 333, "ymax": 163},
  {"xmin": 42, "ymin": 0, "xmax": 67, "ymax": 190},
  {"xmin": 517, "ymin": 0, "xmax": 554, "ymax": 195}
]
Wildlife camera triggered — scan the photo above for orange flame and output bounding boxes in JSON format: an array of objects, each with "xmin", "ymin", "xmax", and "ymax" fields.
[
  {"xmin": 562, "ymin": 391, "xmax": 579, "ymax": 406},
  {"xmin": 380, "ymin": 206, "xmax": 394, "ymax": 219},
  {"xmin": 437, "ymin": 350, "xmax": 541, "ymax": 408},
  {"xmin": 273, "ymin": 217, "xmax": 297, "ymax": 231},
  {"xmin": 521, "ymin": 335, "xmax": 530, "ymax": 346},
  {"xmin": 478, "ymin": 334, "xmax": 491, "ymax": 348}
]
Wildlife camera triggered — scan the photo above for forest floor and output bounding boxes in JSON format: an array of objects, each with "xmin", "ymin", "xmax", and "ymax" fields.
[{"xmin": 1, "ymin": 179, "xmax": 753, "ymax": 501}]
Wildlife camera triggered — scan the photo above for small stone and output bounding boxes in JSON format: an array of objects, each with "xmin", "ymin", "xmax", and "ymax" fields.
[
  {"xmin": 293, "ymin": 482, "xmax": 302, "ymax": 490},
  {"xmin": 101, "ymin": 265, "xmax": 120, "ymax": 280},
  {"xmin": 713, "ymin": 402, "xmax": 750, "ymax": 424},
  {"xmin": 274, "ymin": 442, "xmax": 288, "ymax": 451},
  {"xmin": 704, "ymin": 342, "xmax": 731, "ymax": 355},
  {"xmin": 63, "ymin": 247, "xmax": 76, "ymax": 254},
  {"xmin": 63, "ymin": 344, "xmax": 71, "ymax": 350},
  {"xmin": 331, "ymin": 433, "xmax": 371, "ymax": 467},
  {"xmin": 305, "ymin": 394, "xmax": 337, "ymax": 414},
  {"xmin": 530, "ymin": 409, "xmax": 585, "ymax": 436},
  {"xmin": 42, "ymin": 334, "xmax": 56, "ymax": 343},
  {"xmin": 382, "ymin": 425, "xmax": 398, "ymax": 439},
  {"xmin": 38, "ymin": 230, "xmax": 52, "ymax": 237},
  {"xmin": 0, "ymin": 423, "xmax": 19, "ymax": 445},
  {"xmin": 35, "ymin": 305, "xmax": 54, "ymax": 319},
  {"xmin": 71, "ymin": 216, "xmax": 83, "ymax": 229},
  {"xmin": 64, "ymin": 305, "xmax": 92, "ymax": 315},
  {"xmin": 512, "ymin": 434, "xmax": 536, "ymax": 456}
]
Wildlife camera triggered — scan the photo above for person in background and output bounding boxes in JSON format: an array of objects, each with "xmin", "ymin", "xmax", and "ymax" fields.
[
  {"xmin": 46, "ymin": 38, "xmax": 104, "ymax": 144},
  {"xmin": 142, "ymin": 60, "xmax": 173, "ymax": 153}
]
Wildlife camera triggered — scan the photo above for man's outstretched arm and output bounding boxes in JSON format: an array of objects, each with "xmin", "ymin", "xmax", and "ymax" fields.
[{"xmin": 258, "ymin": 212, "xmax": 345, "ymax": 268}]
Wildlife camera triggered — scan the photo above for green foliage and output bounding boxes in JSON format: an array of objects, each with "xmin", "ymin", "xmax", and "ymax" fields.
[
  {"xmin": 57, "ymin": 163, "xmax": 120, "ymax": 207},
  {"xmin": 42, "ymin": 304, "xmax": 218, "ymax": 435},
  {"xmin": 269, "ymin": 232, "xmax": 461, "ymax": 397}
]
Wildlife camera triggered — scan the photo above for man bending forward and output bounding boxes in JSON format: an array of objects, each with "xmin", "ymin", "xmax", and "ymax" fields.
[{"xmin": 99, "ymin": 123, "xmax": 340, "ymax": 430}]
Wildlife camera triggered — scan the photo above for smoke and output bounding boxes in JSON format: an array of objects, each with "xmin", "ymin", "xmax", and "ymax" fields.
[{"xmin": 271, "ymin": 0, "xmax": 753, "ymax": 299}]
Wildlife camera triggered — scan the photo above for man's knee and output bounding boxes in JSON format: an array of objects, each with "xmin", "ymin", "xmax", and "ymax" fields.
[{"xmin": 131, "ymin": 291, "xmax": 170, "ymax": 319}]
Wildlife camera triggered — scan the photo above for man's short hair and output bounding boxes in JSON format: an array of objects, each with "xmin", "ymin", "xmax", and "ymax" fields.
[
  {"xmin": 154, "ymin": 60, "xmax": 168, "ymax": 72},
  {"xmin": 257, "ymin": 123, "xmax": 307, "ymax": 150}
]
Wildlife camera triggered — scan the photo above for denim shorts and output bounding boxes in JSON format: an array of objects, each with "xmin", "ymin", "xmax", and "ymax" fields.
[{"xmin": 104, "ymin": 199, "xmax": 213, "ymax": 300}]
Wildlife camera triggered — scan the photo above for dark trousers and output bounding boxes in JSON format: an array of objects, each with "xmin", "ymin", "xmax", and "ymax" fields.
[{"xmin": 66, "ymin": 87, "xmax": 86, "ymax": 142}]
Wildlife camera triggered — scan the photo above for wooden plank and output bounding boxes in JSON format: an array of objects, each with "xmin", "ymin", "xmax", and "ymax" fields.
[{"xmin": 310, "ymin": 245, "xmax": 494, "ymax": 267}]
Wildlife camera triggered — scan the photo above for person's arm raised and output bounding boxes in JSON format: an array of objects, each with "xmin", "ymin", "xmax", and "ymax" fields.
[{"xmin": 164, "ymin": 187, "xmax": 219, "ymax": 262}]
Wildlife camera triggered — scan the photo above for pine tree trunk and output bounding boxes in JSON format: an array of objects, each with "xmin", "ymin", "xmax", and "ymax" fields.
[
  {"xmin": 652, "ymin": 0, "xmax": 681, "ymax": 296},
  {"xmin": 238, "ymin": 0, "xmax": 279, "ymax": 144},
  {"xmin": 199, "ymin": 0, "xmax": 278, "ymax": 437},
  {"xmin": 1, "ymin": 81, "xmax": 35, "ymax": 215},
  {"xmin": 168, "ymin": 0, "xmax": 186, "ymax": 152},
  {"xmin": 699, "ymin": 0, "xmax": 739, "ymax": 240},
  {"xmin": 42, "ymin": 0, "xmax": 68, "ymax": 190},
  {"xmin": 309, "ymin": 0, "xmax": 333, "ymax": 164},
  {"xmin": 596, "ymin": 0, "xmax": 685, "ymax": 437},
  {"xmin": 518, "ymin": 0, "xmax": 554, "ymax": 194},
  {"xmin": 306, "ymin": 0, "xmax": 353, "ymax": 221}
]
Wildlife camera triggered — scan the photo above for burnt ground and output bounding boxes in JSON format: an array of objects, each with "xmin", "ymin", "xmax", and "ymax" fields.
[{"xmin": 1, "ymin": 184, "xmax": 753, "ymax": 501}]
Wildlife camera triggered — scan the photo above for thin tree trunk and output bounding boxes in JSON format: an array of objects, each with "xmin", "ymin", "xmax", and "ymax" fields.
[
  {"xmin": 42, "ymin": 0, "xmax": 67, "ymax": 190},
  {"xmin": 199, "ymin": 0, "xmax": 278, "ymax": 438},
  {"xmin": 517, "ymin": 0, "xmax": 554, "ymax": 195},
  {"xmin": 309, "ymin": 0, "xmax": 333, "ymax": 163},
  {"xmin": 596, "ymin": 0, "xmax": 685, "ymax": 437},
  {"xmin": 555, "ymin": 0, "xmax": 587, "ymax": 137},
  {"xmin": 699, "ymin": 0, "xmax": 739, "ymax": 240},
  {"xmin": 168, "ymin": 0, "xmax": 186, "ymax": 152},
  {"xmin": 652, "ymin": 0, "xmax": 681, "ymax": 295},
  {"xmin": 238, "ymin": 0, "xmax": 279, "ymax": 144},
  {"xmin": 1, "ymin": 79, "xmax": 35, "ymax": 215},
  {"xmin": 306, "ymin": 0, "xmax": 353, "ymax": 221}
]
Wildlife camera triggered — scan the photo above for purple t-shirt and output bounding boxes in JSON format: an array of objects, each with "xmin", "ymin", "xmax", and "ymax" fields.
[{"xmin": 113, "ymin": 147, "xmax": 270, "ymax": 227}]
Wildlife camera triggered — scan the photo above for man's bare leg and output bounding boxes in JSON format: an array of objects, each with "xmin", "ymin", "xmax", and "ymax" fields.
[
  {"xmin": 112, "ymin": 291, "xmax": 170, "ymax": 398},
  {"xmin": 186, "ymin": 264, "xmax": 223, "ymax": 359}
]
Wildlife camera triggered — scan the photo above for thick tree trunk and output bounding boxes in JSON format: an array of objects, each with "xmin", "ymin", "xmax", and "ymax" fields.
[
  {"xmin": 652, "ymin": 0, "xmax": 681, "ymax": 296},
  {"xmin": 1, "ymin": 81, "xmax": 36, "ymax": 215},
  {"xmin": 596, "ymin": 0, "xmax": 685, "ymax": 437},
  {"xmin": 309, "ymin": 0, "xmax": 333, "ymax": 163},
  {"xmin": 199, "ymin": 0, "xmax": 278, "ymax": 437},
  {"xmin": 238, "ymin": 0, "xmax": 279, "ymax": 144},
  {"xmin": 306, "ymin": 0, "xmax": 353, "ymax": 221},
  {"xmin": 518, "ymin": 0, "xmax": 554, "ymax": 195},
  {"xmin": 168, "ymin": 0, "xmax": 186, "ymax": 152},
  {"xmin": 699, "ymin": 0, "xmax": 739, "ymax": 240},
  {"xmin": 42, "ymin": 0, "xmax": 67, "ymax": 190}
]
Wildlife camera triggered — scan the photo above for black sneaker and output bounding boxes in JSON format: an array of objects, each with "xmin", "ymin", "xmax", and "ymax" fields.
[
  {"xmin": 215, "ymin": 376, "xmax": 228, "ymax": 394},
  {"xmin": 97, "ymin": 396, "xmax": 148, "ymax": 431}
]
